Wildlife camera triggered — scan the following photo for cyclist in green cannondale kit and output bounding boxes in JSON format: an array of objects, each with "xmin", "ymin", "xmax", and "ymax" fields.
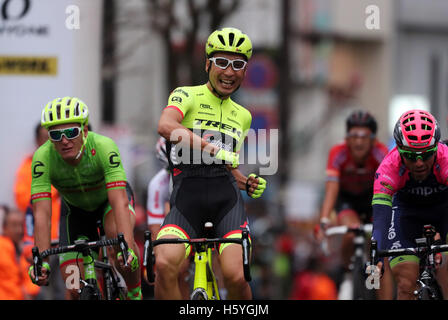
[
  {"xmin": 155, "ymin": 27, "xmax": 267, "ymax": 299},
  {"xmin": 28, "ymin": 97, "xmax": 142, "ymax": 300}
]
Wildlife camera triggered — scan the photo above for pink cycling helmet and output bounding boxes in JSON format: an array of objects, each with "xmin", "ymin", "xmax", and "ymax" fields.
[{"xmin": 393, "ymin": 109, "xmax": 440, "ymax": 149}]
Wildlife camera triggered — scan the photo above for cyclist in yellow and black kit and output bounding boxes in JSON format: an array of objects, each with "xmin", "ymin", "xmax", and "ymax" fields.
[{"xmin": 155, "ymin": 27, "xmax": 267, "ymax": 300}]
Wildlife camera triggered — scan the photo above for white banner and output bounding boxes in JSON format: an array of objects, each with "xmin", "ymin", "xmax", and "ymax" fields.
[{"xmin": 0, "ymin": 0, "xmax": 102, "ymax": 205}]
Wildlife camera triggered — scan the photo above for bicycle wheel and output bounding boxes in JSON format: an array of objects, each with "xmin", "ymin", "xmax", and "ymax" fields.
[{"xmin": 191, "ymin": 288, "xmax": 208, "ymax": 300}]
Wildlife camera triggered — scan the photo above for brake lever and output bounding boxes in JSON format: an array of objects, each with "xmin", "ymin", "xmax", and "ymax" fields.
[
  {"xmin": 143, "ymin": 231, "xmax": 151, "ymax": 267},
  {"xmin": 117, "ymin": 233, "xmax": 129, "ymax": 267},
  {"xmin": 31, "ymin": 246, "xmax": 42, "ymax": 282}
]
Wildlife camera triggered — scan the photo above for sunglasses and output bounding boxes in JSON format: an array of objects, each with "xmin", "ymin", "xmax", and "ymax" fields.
[
  {"xmin": 346, "ymin": 132, "xmax": 375, "ymax": 139},
  {"xmin": 209, "ymin": 57, "xmax": 247, "ymax": 71},
  {"xmin": 398, "ymin": 145, "xmax": 437, "ymax": 162},
  {"xmin": 48, "ymin": 126, "xmax": 82, "ymax": 141}
]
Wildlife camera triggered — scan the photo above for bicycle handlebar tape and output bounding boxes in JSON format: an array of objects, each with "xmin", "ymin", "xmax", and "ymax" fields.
[
  {"xmin": 241, "ymin": 229, "xmax": 252, "ymax": 282},
  {"xmin": 143, "ymin": 231, "xmax": 151, "ymax": 267},
  {"xmin": 31, "ymin": 246, "xmax": 42, "ymax": 280}
]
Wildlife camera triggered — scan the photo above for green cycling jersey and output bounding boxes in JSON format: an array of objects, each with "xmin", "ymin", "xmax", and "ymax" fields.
[
  {"xmin": 165, "ymin": 84, "xmax": 252, "ymax": 176},
  {"xmin": 31, "ymin": 132, "xmax": 127, "ymax": 211}
]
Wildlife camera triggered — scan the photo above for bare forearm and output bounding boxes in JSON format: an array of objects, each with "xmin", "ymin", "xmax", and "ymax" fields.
[
  {"xmin": 114, "ymin": 202, "xmax": 134, "ymax": 243},
  {"xmin": 158, "ymin": 109, "xmax": 219, "ymax": 155},
  {"xmin": 320, "ymin": 180, "xmax": 339, "ymax": 220},
  {"xmin": 33, "ymin": 201, "xmax": 52, "ymax": 253},
  {"xmin": 230, "ymin": 168, "xmax": 247, "ymax": 190}
]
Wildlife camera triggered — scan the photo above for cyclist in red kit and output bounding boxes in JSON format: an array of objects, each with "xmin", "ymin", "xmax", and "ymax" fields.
[{"xmin": 316, "ymin": 110, "xmax": 392, "ymax": 299}]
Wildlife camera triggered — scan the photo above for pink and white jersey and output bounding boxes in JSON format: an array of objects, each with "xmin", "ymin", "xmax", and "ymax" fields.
[
  {"xmin": 373, "ymin": 143, "xmax": 448, "ymax": 206},
  {"xmin": 147, "ymin": 168, "xmax": 171, "ymax": 226}
]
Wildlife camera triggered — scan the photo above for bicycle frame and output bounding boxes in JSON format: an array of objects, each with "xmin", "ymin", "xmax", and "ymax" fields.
[
  {"xmin": 324, "ymin": 224, "xmax": 374, "ymax": 300},
  {"xmin": 190, "ymin": 243, "xmax": 220, "ymax": 300}
]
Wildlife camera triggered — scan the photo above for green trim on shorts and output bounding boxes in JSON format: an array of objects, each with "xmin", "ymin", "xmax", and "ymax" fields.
[
  {"xmin": 157, "ymin": 225, "xmax": 191, "ymax": 258},
  {"xmin": 59, "ymin": 249, "xmax": 99, "ymax": 267},
  {"xmin": 389, "ymin": 255, "xmax": 419, "ymax": 268}
]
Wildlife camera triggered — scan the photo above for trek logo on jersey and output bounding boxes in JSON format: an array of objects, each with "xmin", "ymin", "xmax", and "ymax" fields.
[
  {"xmin": 108, "ymin": 152, "xmax": 120, "ymax": 168},
  {"xmin": 194, "ymin": 119, "xmax": 242, "ymax": 137},
  {"xmin": 32, "ymin": 161, "xmax": 44, "ymax": 178}
]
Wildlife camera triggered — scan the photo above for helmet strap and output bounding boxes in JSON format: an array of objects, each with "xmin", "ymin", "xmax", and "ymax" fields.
[{"xmin": 74, "ymin": 124, "xmax": 88, "ymax": 160}]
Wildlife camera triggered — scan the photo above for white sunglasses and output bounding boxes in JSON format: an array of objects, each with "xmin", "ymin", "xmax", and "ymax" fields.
[{"xmin": 209, "ymin": 57, "xmax": 247, "ymax": 71}]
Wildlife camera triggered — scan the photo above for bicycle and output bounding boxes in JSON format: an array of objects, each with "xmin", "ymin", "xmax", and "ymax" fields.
[
  {"xmin": 323, "ymin": 223, "xmax": 375, "ymax": 300},
  {"xmin": 370, "ymin": 224, "xmax": 448, "ymax": 300},
  {"xmin": 143, "ymin": 222, "xmax": 251, "ymax": 300},
  {"xmin": 31, "ymin": 221, "xmax": 129, "ymax": 300}
]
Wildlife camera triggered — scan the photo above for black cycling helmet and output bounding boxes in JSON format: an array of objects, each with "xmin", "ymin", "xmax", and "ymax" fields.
[{"xmin": 346, "ymin": 110, "xmax": 377, "ymax": 135}]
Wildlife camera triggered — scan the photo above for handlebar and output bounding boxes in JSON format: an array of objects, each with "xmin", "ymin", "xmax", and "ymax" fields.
[
  {"xmin": 370, "ymin": 224, "xmax": 448, "ymax": 272},
  {"xmin": 324, "ymin": 224, "xmax": 373, "ymax": 237},
  {"xmin": 371, "ymin": 240, "xmax": 448, "ymax": 259},
  {"xmin": 143, "ymin": 229, "xmax": 252, "ymax": 282},
  {"xmin": 31, "ymin": 233, "xmax": 129, "ymax": 280}
]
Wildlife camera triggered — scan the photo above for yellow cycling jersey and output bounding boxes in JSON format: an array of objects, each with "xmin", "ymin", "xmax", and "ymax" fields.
[{"xmin": 165, "ymin": 84, "xmax": 252, "ymax": 177}]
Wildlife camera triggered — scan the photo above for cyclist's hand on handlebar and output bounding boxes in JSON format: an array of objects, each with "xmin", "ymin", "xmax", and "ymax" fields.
[
  {"xmin": 246, "ymin": 174, "xmax": 267, "ymax": 199},
  {"xmin": 117, "ymin": 248, "xmax": 139, "ymax": 272},
  {"xmin": 28, "ymin": 262, "xmax": 51, "ymax": 286},
  {"xmin": 313, "ymin": 217, "xmax": 330, "ymax": 241}
]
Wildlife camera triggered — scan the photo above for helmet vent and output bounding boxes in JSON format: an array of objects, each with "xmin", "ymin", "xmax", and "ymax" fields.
[
  {"xmin": 228, "ymin": 32, "xmax": 235, "ymax": 46},
  {"xmin": 56, "ymin": 104, "xmax": 62, "ymax": 120},
  {"xmin": 218, "ymin": 35, "xmax": 226, "ymax": 46},
  {"xmin": 422, "ymin": 134, "xmax": 431, "ymax": 140},
  {"xmin": 403, "ymin": 117, "xmax": 414, "ymax": 124},
  {"xmin": 422, "ymin": 116, "xmax": 433, "ymax": 123},
  {"xmin": 236, "ymin": 37, "xmax": 245, "ymax": 47},
  {"xmin": 405, "ymin": 124, "xmax": 416, "ymax": 131},
  {"xmin": 74, "ymin": 102, "xmax": 80, "ymax": 116},
  {"xmin": 408, "ymin": 135, "xmax": 418, "ymax": 141}
]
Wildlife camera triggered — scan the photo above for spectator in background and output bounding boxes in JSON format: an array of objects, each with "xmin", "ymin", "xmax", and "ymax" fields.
[
  {"xmin": 289, "ymin": 253, "xmax": 338, "ymax": 300},
  {"xmin": 13, "ymin": 122, "xmax": 66, "ymax": 299},
  {"xmin": 0, "ymin": 206, "xmax": 38, "ymax": 299},
  {"xmin": 14, "ymin": 122, "xmax": 61, "ymax": 245}
]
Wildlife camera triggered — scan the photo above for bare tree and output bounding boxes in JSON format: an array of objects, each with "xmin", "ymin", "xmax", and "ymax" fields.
[{"xmin": 146, "ymin": 0, "xmax": 241, "ymax": 91}]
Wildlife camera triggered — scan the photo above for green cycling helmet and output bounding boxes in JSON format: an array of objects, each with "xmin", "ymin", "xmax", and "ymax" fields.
[
  {"xmin": 206, "ymin": 27, "xmax": 253, "ymax": 61},
  {"xmin": 41, "ymin": 97, "xmax": 89, "ymax": 129}
]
